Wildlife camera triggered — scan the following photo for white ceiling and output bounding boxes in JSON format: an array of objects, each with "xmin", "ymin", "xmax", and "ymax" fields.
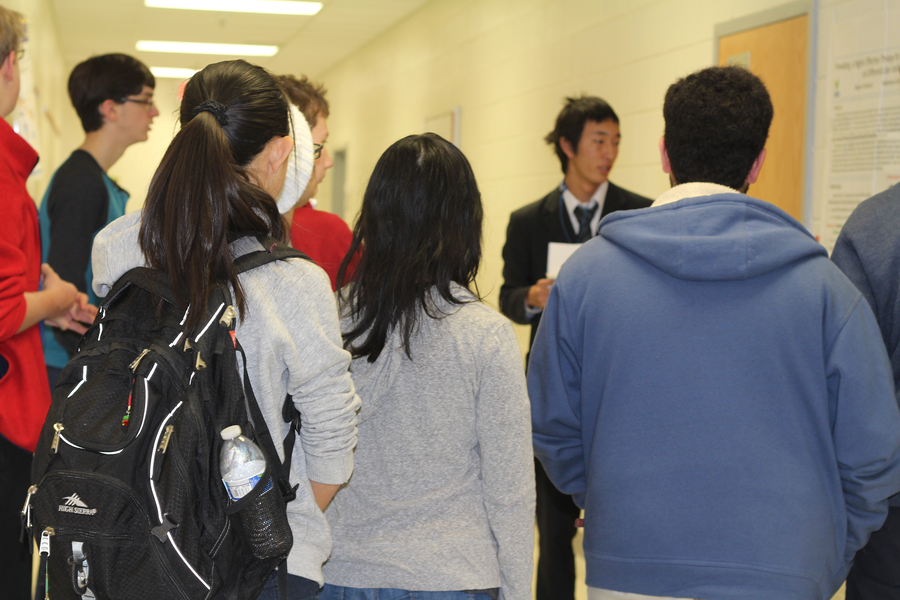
[{"xmin": 50, "ymin": 0, "xmax": 432, "ymax": 77}]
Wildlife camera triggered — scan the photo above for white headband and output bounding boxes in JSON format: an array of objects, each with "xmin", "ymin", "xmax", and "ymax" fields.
[{"xmin": 276, "ymin": 103, "xmax": 315, "ymax": 214}]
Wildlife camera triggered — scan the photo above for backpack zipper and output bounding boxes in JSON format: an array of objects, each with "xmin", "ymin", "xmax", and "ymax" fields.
[
  {"xmin": 21, "ymin": 484, "xmax": 37, "ymax": 533},
  {"xmin": 55, "ymin": 361, "xmax": 159, "ymax": 455},
  {"xmin": 219, "ymin": 305, "xmax": 236, "ymax": 326},
  {"xmin": 39, "ymin": 527, "xmax": 54, "ymax": 600},
  {"xmin": 50, "ymin": 424, "xmax": 64, "ymax": 454},
  {"xmin": 129, "ymin": 348, "xmax": 151, "ymax": 371}
]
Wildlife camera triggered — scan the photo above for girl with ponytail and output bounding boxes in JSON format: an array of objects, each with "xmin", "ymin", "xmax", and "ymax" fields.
[{"xmin": 91, "ymin": 60, "xmax": 359, "ymax": 600}]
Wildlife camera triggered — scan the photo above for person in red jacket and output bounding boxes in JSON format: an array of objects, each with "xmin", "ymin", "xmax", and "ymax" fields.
[
  {"xmin": 276, "ymin": 74, "xmax": 358, "ymax": 290},
  {"xmin": 0, "ymin": 8, "xmax": 95, "ymax": 597}
]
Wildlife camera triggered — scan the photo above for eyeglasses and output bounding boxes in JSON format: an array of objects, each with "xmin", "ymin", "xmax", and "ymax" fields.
[
  {"xmin": 14, "ymin": 49, "xmax": 24, "ymax": 62},
  {"xmin": 313, "ymin": 143, "xmax": 324, "ymax": 160},
  {"xmin": 120, "ymin": 97, "xmax": 156, "ymax": 109}
]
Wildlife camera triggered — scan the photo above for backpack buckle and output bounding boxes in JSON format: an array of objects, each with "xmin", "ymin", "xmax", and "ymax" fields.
[{"xmin": 151, "ymin": 513, "xmax": 180, "ymax": 543}]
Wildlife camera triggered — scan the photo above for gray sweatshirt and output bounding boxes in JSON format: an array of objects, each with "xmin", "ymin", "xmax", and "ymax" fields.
[
  {"xmin": 91, "ymin": 211, "xmax": 360, "ymax": 586},
  {"xmin": 323, "ymin": 285, "xmax": 535, "ymax": 600}
]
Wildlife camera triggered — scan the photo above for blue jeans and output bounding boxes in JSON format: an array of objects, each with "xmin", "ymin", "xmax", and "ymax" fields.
[
  {"xmin": 256, "ymin": 572, "xmax": 320, "ymax": 600},
  {"xmin": 320, "ymin": 584, "xmax": 498, "ymax": 600}
]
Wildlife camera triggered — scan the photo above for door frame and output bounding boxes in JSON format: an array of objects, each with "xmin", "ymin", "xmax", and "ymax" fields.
[{"xmin": 714, "ymin": 0, "xmax": 817, "ymax": 228}]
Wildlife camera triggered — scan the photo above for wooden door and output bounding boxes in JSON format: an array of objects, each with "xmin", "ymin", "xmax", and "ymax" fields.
[{"xmin": 718, "ymin": 15, "xmax": 808, "ymax": 221}]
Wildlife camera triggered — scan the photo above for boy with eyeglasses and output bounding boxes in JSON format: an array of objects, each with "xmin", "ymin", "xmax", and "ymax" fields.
[{"xmin": 39, "ymin": 53, "xmax": 158, "ymax": 386}]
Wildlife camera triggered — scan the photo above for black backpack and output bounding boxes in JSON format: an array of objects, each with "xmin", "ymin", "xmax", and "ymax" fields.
[{"xmin": 23, "ymin": 238, "xmax": 307, "ymax": 600}]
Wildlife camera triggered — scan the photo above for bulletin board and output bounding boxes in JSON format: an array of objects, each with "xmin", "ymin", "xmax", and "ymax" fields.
[{"xmin": 812, "ymin": 0, "xmax": 900, "ymax": 251}]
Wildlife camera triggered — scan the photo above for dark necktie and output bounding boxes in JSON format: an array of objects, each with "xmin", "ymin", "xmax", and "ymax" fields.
[{"xmin": 574, "ymin": 204, "xmax": 598, "ymax": 243}]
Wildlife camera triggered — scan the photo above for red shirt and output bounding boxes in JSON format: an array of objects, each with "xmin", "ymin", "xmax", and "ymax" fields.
[
  {"xmin": 291, "ymin": 203, "xmax": 358, "ymax": 291},
  {"xmin": 0, "ymin": 118, "xmax": 50, "ymax": 452}
]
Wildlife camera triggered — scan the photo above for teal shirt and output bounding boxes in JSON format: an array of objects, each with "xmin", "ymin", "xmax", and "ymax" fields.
[{"xmin": 39, "ymin": 150, "xmax": 129, "ymax": 369}]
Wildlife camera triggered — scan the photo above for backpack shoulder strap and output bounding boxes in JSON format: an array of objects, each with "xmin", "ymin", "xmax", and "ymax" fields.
[
  {"xmin": 231, "ymin": 235, "xmax": 307, "ymax": 499},
  {"xmin": 235, "ymin": 340, "xmax": 299, "ymax": 500},
  {"xmin": 233, "ymin": 236, "xmax": 310, "ymax": 275}
]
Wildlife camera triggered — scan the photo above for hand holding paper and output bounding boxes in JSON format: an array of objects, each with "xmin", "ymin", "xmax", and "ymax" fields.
[
  {"xmin": 527, "ymin": 278, "xmax": 555, "ymax": 310},
  {"xmin": 547, "ymin": 242, "xmax": 583, "ymax": 278}
]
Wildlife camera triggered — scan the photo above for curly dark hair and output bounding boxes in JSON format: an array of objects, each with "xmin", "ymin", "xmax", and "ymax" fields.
[
  {"xmin": 663, "ymin": 66, "xmax": 773, "ymax": 190},
  {"xmin": 545, "ymin": 95, "xmax": 618, "ymax": 174}
]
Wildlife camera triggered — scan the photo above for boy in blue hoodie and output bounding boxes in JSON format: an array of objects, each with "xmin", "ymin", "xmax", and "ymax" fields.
[{"xmin": 528, "ymin": 66, "xmax": 900, "ymax": 600}]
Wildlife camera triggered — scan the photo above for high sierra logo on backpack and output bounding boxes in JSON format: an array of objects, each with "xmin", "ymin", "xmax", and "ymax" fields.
[{"xmin": 23, "ymin": 239, "xmax": 306, "ymax": 600}]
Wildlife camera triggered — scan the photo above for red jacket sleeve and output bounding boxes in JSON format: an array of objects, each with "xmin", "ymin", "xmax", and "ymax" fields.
[{"xmin": 0, "ymin": 188, "xmax": 29, "ymax": 342}]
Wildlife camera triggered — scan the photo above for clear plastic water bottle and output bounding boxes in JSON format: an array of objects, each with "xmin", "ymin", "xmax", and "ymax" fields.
[{"xmin": 220, "ymin": 426, "xmax": 266, "ymax": 501}]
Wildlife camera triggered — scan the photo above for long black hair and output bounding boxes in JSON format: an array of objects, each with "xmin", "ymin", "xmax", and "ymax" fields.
[
  {"xmin": 337, "ymin": 133, "xmax": 483, "ymax": 362},
  {"xmin": 139, "ymin": 60, "xmax": 289, "ymax": 332}
]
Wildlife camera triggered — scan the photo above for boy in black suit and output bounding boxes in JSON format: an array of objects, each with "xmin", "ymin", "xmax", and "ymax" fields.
[{"xmin": 499, "ymin": 96, "xmax": 650, "ymax": 600}]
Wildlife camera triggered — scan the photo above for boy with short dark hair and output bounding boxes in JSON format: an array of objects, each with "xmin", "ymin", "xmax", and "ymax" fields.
[
  {"xmin": 499, "ymin": 95, "xmax": 651, "ymax": 600},
  {"xmin": 40, "ymin": 53, "xmax": 158, "ymax": 384}
]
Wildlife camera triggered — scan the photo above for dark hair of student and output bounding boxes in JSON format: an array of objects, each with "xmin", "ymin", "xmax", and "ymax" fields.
[
  {"xmin": 337, "ymin": 133, "xmax": 483, "ymax": 363},
  {"xmin": 68, "ymin": 53, "xmax": 156, "ymax": 132},
  {"xmin": 663, "ymin": 66, "xmax": 773, "ymax": 190},
  {"xmin": 139, "ymin": 59, "xmax": 289, "ymax": 333},
  {"xmin": 275, "ymin": 74, "xmax": 329, "ymax": 127},
  {"xmin": 545, "ymin": 95, "xmax": 619, "ymax": 174}
]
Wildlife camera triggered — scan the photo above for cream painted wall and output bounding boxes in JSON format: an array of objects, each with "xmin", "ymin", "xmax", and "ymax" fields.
[
  {"xmin": 3, "ymin": 0, "xmax": 81, "ymax": 202},
  {"xmin": 312, "ymin": 0, "xmax": 799, "ymax": 353}
]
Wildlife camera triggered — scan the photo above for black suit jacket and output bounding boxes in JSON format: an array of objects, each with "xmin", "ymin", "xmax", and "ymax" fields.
[{"xmin": 499, "ymin": 181, "xmax": 653, "ymax": 348}]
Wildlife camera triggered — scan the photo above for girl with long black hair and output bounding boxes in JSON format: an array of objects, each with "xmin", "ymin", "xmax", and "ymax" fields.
[
  {"xmin": 91, "ymin": 59, "xmax": 359, "ymax": 600},
  {"xmin": 322, "ymin": 133, "xmax": 535, "ymax": 600}
]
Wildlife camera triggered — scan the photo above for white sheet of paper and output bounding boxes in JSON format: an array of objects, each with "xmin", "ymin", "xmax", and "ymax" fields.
[{"xmin": 547, "ymin": 242, "xmax": 583, "ymax": 278}]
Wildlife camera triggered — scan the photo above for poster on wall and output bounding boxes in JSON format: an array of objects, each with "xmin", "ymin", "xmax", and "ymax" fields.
[{"xmin": 816, "ymin": 3, "xmax": 900, "ymax": 251}]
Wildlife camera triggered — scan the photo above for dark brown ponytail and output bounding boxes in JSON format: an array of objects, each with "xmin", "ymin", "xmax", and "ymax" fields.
[{"xmin": 139, "ymin": 60, "xmax": 289, "ymax": 332}]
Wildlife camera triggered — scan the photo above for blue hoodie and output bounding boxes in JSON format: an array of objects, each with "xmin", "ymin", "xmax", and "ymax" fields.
[{"xmin": 528, "ymin": 191, "xmax": 900, "ymax": 600}]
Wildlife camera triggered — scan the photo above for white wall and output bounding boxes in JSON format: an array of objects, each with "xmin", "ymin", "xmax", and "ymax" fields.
[
  {"xmin": 3, "ymin": 0, "xmax": 80, "ymax": 202},
  {"xmin": 314, "ymin": 0, "xmax": 799, "ymax": 352}
]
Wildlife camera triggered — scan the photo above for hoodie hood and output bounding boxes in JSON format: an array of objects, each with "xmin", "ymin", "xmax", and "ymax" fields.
[
  {"xmin": 340, "ymin": 283, "xmax": 475, "ymax": 424},
  {"xmin": 599, "ymin": 193, "xmax": 826, "ymax": 281}
]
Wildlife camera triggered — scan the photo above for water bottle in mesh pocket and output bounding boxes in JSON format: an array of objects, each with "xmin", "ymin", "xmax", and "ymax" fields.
[{"xmin": 226, "ymin": 464, "xmax": 293, "ymax": 586}]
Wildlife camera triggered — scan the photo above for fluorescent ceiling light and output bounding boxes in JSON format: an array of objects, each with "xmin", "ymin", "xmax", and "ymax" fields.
[
  {"xmin": 144, "ymin": 0, "xmax": 322, "ymax": 15},
  {"xmin": 151, "ymin": 67, "xmax": 200, "ymax": 79},
  {"xmin": 137, "ymin": 41, "xmax": 278, "ymax": 57}
]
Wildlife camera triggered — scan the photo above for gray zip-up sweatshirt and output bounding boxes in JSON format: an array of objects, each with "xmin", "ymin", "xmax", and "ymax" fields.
[
  {"xmin": 91, "ymin": 211, "xmax": 360, "ymax": 586},
  {"xmin": 322, "ymin": 285, "xmax": 535, "ymax": 600}
]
